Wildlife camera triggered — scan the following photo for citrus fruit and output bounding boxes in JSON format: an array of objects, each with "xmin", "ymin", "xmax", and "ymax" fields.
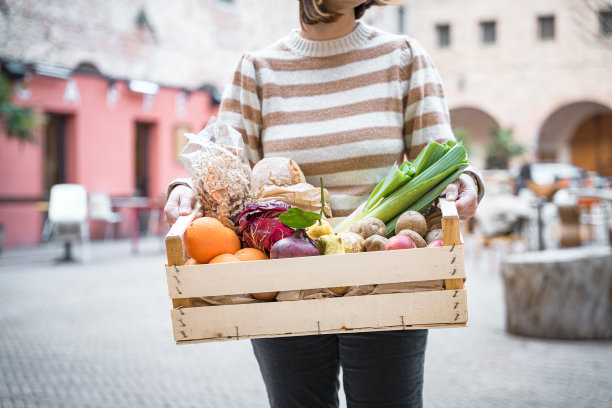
[
  {"xmin": 209, "ymin": 254, "xmax": 241, "ymax": 264},
  {"xmin": 234, "ymin": 248, "xmax": 269, "ymax": 261},
  {"xmin": 184, "ymin": 258, "xmax": 199, "ymax": 265},
  {"xmin": 183, "ymin": 217, "xmax": 242, "ymax": 263}
]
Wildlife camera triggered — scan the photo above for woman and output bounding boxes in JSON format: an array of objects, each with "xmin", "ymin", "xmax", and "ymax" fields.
[{"xmin": 166, "ymin": 1, "xmax": 483, "ymax": 406}]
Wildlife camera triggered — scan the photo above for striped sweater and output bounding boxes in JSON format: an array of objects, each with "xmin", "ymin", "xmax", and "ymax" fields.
[{"xmin": 218, "ymin": 21, "xmax": 481, "ymax": 216}]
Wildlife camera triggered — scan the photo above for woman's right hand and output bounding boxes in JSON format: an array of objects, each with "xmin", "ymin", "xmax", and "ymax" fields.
[{"xmin": 164, "ymin": 185, "xmax": 202, "ymax": 228}]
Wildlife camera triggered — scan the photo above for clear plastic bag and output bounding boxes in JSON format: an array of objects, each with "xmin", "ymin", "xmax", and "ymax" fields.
[{"xmin": 180, "ymin": 118, "xmax": 253, "ymax": 228}]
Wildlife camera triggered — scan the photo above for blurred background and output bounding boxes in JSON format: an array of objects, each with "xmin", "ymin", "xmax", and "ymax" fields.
[
  {"xmin": 0, "ymin": 0, "xmax": 611, "ymax": 407},
  {"xmin": 1, "ymin": 0, "xmax": 611, "ymax": 251}
]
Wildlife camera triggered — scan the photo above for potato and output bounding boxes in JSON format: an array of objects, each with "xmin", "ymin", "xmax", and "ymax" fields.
[
  {"xmin": 338, "ymin": 232, "xmax": 365, "ymax": 253},
  {"xmin": 428, "ymin": 222, "xmax": 442, "ymax": 231},
  {"xmin": 349, "ymin": 217, "xmax": 386, "ymax": 240},
  {"xmin": 395, "ymin": 211, "xmax": 427, "ymax": 237},
  {"xmin": 425, "ymin": 229, "xmax": 443, "ymax": 245},
  {"xmin": 397, "ymin": 229, "xmax": 427, "ymax": 248},
  {"xmin": 426, "ymin": 214, "xmax": 442, "ymax": 230},
  {"xmin": 364, "ymin": 235, "xmax": 387, "ymax": 252}
]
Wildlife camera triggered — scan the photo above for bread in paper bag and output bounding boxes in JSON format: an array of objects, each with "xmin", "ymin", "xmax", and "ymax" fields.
[
  {"xmin": 251, "ymin": 157, "xmax": 306, "ymax": 197},
  {"xmin": 258, "ymin": 183, "xmax": 332, "ymax": 218}
]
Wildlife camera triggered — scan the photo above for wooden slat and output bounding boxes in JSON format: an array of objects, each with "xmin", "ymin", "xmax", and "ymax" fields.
[
  {"xmin": 440, "ymin": 198, "xmax": 464, "ymax": 290},
  {"xmin": 171, "ymin": 289, "xmax": 468, "ymax": 342},
  {"xmin": 176, "ymin": 323, "xmax": 468, "ymax": 344},
  {"xmin": 166, "ymin": 245, "xmax": 465, "ymax": 298},
  {"xmin": 165, "ymin": 211, "xmax": 199, "ymax": 266},
  {"xmin": 165, "ymin": 210, "xmax": 198, "ymax": 308}
]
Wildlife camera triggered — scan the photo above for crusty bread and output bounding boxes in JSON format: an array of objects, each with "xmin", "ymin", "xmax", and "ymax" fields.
[{"xmin": 251, "ymin": 157, "xmax": 306, "ymax": 197}]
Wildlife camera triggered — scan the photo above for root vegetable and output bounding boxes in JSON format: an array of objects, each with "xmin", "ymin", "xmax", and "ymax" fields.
[
  {"xmin": 270, "ymin": 230, "xmax": 319, "ymax": 259},
  {"xmin": 427, "ymin": 239, "xmax": 443, "ymax": 247},
  {"xmin": 425, "ymin": 229, "xmax": 443, "ymax": 245},
  {"xmin": 338, "ymin": 232, "xmax": 365, "ymax": 253},
  {"xmin": 428, "ymin": 222, "xmax": 442, "ymax": 231},
  {"xmin": 364, "ymin": 235, "xmax": 388, "ymax": 252},
  {"xmin": 385, "ymin": 235, "xmax": 417, "ymax": 250},
  {"xmin": 395, "ymin": 211, "xmax": 427, "ymax": 237},
  {"xmin": 349, "ymin": 217, "xmax": 386, "ymax": 240},
  {"xmin": 426, "ymin": 214, "xmax": 442, "ymax": 230},
  {"xmin": 397, "ymin": 229, "xmax": 427, "ymax": 248}
]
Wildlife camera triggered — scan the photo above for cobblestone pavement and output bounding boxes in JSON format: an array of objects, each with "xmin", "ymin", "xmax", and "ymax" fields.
[{"xmin": 0, "ymin": 237, "xmax": 611, "ymax": 408}]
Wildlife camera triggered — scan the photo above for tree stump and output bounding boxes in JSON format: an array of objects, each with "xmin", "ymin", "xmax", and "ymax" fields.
[{"xmin": 501, "ymin": 247, "xmax": 612, "ymax": 339}]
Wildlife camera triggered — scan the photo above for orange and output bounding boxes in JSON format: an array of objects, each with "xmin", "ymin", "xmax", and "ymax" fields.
[
  {"xmin": 184, "ymin": 217, "xmax": 242, "ymax": 264},
  {"xmin": 184, "ymin": 258, "xmax": 199, "ymax": 265},
  {"xmin": 224, "ymin": 227, "xmax": 242, "ymax": 255},
  {"xmin": 234, "ymin": 248, "xmax": 269, "ymax": 262},
  {"xmin": 209, "ymin": 254, "xmax": 241, "ymax": 264}
]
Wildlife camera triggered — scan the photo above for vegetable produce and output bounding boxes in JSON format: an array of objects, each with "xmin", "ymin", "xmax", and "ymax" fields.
[
  {"xmin": 270, "ymin": 229, "xmax": 319, "ymax": 259},
  {"xmin": 235, "ymin": 200, "xmax": 294, "ymax": 253},
  {"xmin": 280, "ymin": 178, "xmax": 328, "ymax": 230},
  {"xmin": 397, "ymin": 229, "xmax": 427, "ymax": 248},
  {"xmin": 338, "ymin": 232, "xmax": 366, "ymax": 253},
  {"xmin": 364, "ymin": 235, "xmax": 387, "ymax": 252},
  {"xmin": 426, "ymin": 212, "xmax": 442, "ymax": 230},
  {"xmin": 306, "ymin": 219, "xmax": 334, "ymax": 239},
  {"xmin": 335, "ymin": 140, "xmax": 468, "ymax": 234},
  {"xmin": 425, "ymin": 229, "xmax": 443, "ymax": 245},
  {"xmin": 318, "ymin": 234, "xmax": 342, "ymax": 255},
  {"xmin": 394, "ymin": 211, "xmax": 427, "ymax": 237},
  {"xmin": 349, "ymin": 217, "xmax": 386, "ymax": 240},
  {"xmin": 318, "ymin": 232, "xmax": 365, "ymax": 255},
  {"xmin": 385, "ymin": 235, "xmax": 417, "ymax": 250},
  {"xmin": 427, "ymin": 239, "xmax": 443, "ymax": 247}
]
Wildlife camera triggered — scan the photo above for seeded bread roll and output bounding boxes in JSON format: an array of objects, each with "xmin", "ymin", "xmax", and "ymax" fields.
[{"xmin": 251, "ymin": 157, "xmax": 306, "ymax": 198}]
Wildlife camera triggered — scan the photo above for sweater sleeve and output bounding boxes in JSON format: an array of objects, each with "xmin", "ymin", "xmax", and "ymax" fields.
[
  {"xmin": 401, "ymin": 38, "xmax": 485, "ymax": 202},
  {"xmin": 218, "ymin": 53, "xmax": 263, "ymax": 167}
]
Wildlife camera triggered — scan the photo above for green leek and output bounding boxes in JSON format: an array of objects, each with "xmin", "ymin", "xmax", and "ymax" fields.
[
  {"xmin": 334, "ymin": 141, "xmax": 468, "ymax": 233},
  {"xmin": 385, "ymin": 166, "xmax": 465, "ymax": 237}
]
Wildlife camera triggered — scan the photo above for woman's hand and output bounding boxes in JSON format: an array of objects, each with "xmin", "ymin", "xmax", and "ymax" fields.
[
  {"xmin": 164, "ymin": 185, "xmax": 202, "ymax": 228},
  {"xmin": 444, "ymin": 174, "xmax": 478, "ymax": 220}
]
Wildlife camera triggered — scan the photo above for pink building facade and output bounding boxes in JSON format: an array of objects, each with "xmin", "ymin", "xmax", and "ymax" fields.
[{"xmin": 0, "ymin": 70, "xmax": 217, "ymax": 247}]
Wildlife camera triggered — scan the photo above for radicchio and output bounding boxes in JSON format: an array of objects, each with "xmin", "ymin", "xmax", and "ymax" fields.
[{"xmin": 235, "ymin": 200, "xmax": 294, "ymax": 252}]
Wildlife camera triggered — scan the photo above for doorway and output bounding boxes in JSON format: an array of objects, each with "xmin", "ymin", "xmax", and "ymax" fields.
[
  {"xmin": 571, "ymin": 114, "xmax": 612, "ymax": 177},
  {"xmin": 134, "ymin": 122, "xmax": 153, "ymax": 197},
  {"xmin": 44, "ymin": 114, "xmax": 70, "ymax": 195}
]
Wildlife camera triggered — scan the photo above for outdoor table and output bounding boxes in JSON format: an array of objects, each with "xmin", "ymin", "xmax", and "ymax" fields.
[
  {"xmin": 113, "ymin": 197, "xmax": 164, "ymax": 254},
  {"xmin": 566, "ymin": 188, "xmax": 612, "ymax": 245}
]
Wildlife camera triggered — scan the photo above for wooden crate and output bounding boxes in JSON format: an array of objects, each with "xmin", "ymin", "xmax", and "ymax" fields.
[{"xmin": 165, "ymin": 199, "xmax": 467, "ymax": 344}]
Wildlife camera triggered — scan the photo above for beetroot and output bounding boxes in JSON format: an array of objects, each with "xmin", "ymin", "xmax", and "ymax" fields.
[{"xmin": 270, "ymin": 229, "xmax": 319, "ymax": 259}]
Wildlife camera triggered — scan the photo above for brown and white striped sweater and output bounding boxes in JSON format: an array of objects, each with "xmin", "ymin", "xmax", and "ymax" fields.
[{"xmin": 218, "ymin": 21, "xmax": 483, "ymax": 216}]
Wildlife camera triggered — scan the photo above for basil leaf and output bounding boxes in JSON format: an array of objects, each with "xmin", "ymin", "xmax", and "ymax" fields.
[{"xmin": 279, "ymin": 207, "xmax": 322, "ymax": 229}]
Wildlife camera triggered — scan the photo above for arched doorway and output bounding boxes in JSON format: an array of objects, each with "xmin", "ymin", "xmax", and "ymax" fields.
[
  {"xmin": 571, "ymin": 113, "xmax": 612, "ymax": 177},
  {"xmin": 450, "ymin": 107, "xmax": 500, "ymax": 169},
  {"xmin": 538, "ymin": 102, "xmax": 612, "ymax": 176}
]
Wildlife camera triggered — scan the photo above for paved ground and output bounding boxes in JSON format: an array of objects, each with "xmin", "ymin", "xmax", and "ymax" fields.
[{"xmin": 0, "ymin": 236, "xmax": 611, "ymax": 408}]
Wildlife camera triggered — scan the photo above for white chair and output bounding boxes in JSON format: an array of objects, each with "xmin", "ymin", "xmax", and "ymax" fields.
[
  {"xmin": 42, "ymin": 184, "xmax": 91, "ymax": 262},
  {"xmin": 89, "ymin": 191, "xmax": 122, "ymax": 240}
]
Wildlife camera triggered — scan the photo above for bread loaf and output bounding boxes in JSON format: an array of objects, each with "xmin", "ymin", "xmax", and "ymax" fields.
[{"xmin": 251, "ymin": 157, "xmax": 306, "ymax": 197}]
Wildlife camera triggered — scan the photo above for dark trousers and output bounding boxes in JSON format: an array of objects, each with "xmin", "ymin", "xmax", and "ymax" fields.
[{"xmin": 252, "ymin": 329, "xmax": 428, "ymax": 408}]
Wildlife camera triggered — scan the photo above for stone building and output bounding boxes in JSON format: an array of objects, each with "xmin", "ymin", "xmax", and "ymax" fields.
[{"xmin": 395, "ymin": 0, "xmax": 612, "ymax": 174}]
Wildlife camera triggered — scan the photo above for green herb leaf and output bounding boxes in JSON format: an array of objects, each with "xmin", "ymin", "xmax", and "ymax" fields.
[{"xmin": 279, "ymin": 207, "xmax": 322, "ymax": 229}]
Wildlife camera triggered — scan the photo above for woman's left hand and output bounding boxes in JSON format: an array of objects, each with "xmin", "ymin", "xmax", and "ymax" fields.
[{"xmin": 444, "ymin": 174, "xmax": 479, "ymax": 220}]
